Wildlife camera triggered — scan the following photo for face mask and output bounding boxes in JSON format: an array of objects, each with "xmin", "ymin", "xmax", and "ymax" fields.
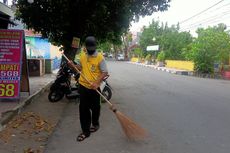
[{"xmin": 87, "ymin": 50, "xmax": 96, "ymax": 55}]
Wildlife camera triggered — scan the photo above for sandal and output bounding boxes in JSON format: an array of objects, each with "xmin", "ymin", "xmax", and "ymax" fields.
[
  {"xmin": 76, "ymin": 133, "xmax": 89, "ymax": 142},
  {"xmin": 90, "ymin": 125, "xmax": 99, "ymax": 133}
]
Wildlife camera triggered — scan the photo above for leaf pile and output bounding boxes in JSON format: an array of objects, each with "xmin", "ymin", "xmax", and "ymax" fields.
[
  {"xmin": 0, "ymin": 112, "xmax": 54, "ymax": 144},
  {"xmin": 24, "ymin": 148, "xmax": 42, "ymax": 153}
]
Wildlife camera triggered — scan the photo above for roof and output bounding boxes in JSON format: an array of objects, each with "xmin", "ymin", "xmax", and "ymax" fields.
[{"xmin": 24, "ymin": 29, "xmax": 42, "ymax": 37}]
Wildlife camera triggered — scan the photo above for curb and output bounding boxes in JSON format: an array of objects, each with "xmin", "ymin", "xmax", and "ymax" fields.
[
  {"xmin": 127, "ymin": 62, "xmax": 229, "ymax": 80},
  {"xmin": 0, "ymin": 81, "xmax": 53, "ymax": 128},
  {"xmin": 127, "ymin": 62, "xmax": 193, "ymax": 76}
]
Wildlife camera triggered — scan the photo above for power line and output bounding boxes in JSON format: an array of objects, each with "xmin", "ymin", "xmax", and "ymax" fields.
[
  {"xmin": 180, "ymin": 15, "xmax": 230, "ymax": 31},
  {"xmin": 208, "ymin": 2, "xmax": 230, "ymax": 13},
  {"xmin": 179, "ymin": 0, "xmax": 225, "ymax": 24},
  {"xmin": 180, "ymin": 9, "xmax": 230, "ymax": 30},
  {"xmin": 179, "ymin": 2, "xmax": 230, "ymax": 27},
  {"xmin": 181, "ymin": 10, "xmax": 230, "ymax": 30},
  {"xmin": 180, "ymin": 16, "xmax": 230, "ymax": 31},
  {"xmin": 179, "ymin": 2, "xmax": 230, "ymax": 31}
]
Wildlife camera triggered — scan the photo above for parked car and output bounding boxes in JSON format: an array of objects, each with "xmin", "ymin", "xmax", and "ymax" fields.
[
  {"xmin": 108, "ymin": 54, "xmax": 113, "ymax": 58},
  {"xmin": 103, "ymin": 52, "xmax": 108, "ymax": 57},
  {"xmin": 117, "ymin": 54, "xmax": 124, "ymax": 61}
]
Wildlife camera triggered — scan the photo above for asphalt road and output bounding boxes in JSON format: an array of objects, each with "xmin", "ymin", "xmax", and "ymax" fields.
[{"xmin": 44, "ymin": 61, "xmax": 230, "ymax": 153}]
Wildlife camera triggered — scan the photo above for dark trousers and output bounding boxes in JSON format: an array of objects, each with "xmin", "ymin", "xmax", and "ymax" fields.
[{"xmin": 79, "ymin": 84, "xmax": 101, "ymax": 136}]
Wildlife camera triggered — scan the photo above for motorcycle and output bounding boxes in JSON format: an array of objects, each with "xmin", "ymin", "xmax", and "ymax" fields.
[
  {"xmin": 100, "ymin": 75, "xmax": 112, "ymax": 103},
  {"xmin": 48, "ymin": 62, "xmax": 112, "ymax": 103},
  {"xmin": 48, "ymin": 61, "xmax": 80, "ymax": 102}
]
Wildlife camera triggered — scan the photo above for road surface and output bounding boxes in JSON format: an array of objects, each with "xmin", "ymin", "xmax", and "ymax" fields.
[{"xmin": 45, "ymin": 61, "xmax": 230, "ymax": 153}]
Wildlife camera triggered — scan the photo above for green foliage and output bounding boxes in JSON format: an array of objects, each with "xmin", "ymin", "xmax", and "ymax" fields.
[
  {"xmin": 139, "ymin": 20, "xmax": 163, "ymax": 51},
  {"xmin": 161, "ymin": 30, "xmax": 193, "ymax": 60},
  {"xmin": 15, "ymin": 0, "xmax": 170, "ymax": 59},
  {"xmin": 133, "ymin": 48, "xmax": 143, "ymax": 57},
  {"xmin": 157, "ymin": 51, "xmax": 165, "ymax": 61},
  {"xmin": 139, "ymin": 20, "xmax": 193, "ymax": 60},
  {"xmin": 98, "ymin": 42, "xmax": 112, "ymax": 53},
  {"xmin": 139, "ymin": 21, "xmax": 230, "ymax": 74},
  {"xmin": 223, "ymin": 65, "xmax": 230, "ymax": 71},
  {"xmin": 189, "ymin": 24, "xmax": 230, "ymax": 73},
  {"xmin": 145, "ymin": 54, "xmax": 152, "ymax": 61},
  {"xmin": 181, "ymin": 43, "xmax": 193, "ymax": 61}
]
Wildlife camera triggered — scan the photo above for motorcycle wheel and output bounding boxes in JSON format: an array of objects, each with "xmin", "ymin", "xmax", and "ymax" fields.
[
  {"xmin": 101, "ymin": 86, "xmax": 112, "ymax": 103},
  {"xmin": 48, "ymin": 90, "xmax": 64, "ymax": 102}
]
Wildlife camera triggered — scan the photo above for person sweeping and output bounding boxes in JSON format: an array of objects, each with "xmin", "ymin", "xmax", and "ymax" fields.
[{"xmin": 68, "ymin": 36, "xmax": 108, "ymax": 142}]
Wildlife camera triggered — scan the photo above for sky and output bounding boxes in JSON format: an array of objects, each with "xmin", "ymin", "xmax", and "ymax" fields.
[{"xmin": 130, "ymin": 0, "xmax": 230, "ymax": 35}]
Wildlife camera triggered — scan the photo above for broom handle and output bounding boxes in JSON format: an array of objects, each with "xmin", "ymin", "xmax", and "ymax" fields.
[{"xmin": 61, "ymin": 53, "xmax": 115, "ymax": 108}]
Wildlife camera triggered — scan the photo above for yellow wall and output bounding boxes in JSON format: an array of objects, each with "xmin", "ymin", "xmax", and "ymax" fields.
[
  {"xmin": 131, "ymin": 57, "xmax": 139, "ymax": 62},
  {"xmin": 165, "ymin": 60, "xmax": 194, "ymax": 71}
]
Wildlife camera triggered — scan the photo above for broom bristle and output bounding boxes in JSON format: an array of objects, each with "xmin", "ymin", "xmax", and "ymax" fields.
[{"xmin": 115, "ymin": 110, "xmax": 148, "ymax": 140}]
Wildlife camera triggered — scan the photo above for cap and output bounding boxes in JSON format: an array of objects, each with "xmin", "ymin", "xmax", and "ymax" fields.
[{"xmin": 85, "ymin": 36, "xmax": 96, "ymax": 50}]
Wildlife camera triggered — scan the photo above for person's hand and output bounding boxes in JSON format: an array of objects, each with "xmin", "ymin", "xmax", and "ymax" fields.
[{"xmin": 91, "ymin": 81, "xmax": 100, "ymax": 90}]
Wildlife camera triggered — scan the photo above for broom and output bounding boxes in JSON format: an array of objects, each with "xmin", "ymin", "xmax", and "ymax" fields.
[{"xmin": 62, "ymin": 53, "xmax": 147, "ymax": 140}]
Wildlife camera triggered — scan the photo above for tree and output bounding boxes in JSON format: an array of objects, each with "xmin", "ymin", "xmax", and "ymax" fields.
[
  {"xmin": 133, "ymin": 47, "xmax": 144, "ymax": 58},
  {"xmin": 121, "ymin": 32, "xmax": 132, "ymax": 60},
  {"xmin": 15, "ymin": 0, "xmax": 170, "ymax": 60},
  {"xmin": 189, "ymin": 24, "xmax": 230, "ymax": 73},
  {"xmin": 157, "ymin": 51, "xmax": 165, "ymax": 61},
  {"xmin": 98, "ymin": 42, "xmax": 112, "ymax": 53},
  {"xmin": 158, "ymin": 24, "xmax": 193, "ymax": 60},
  {"xmin": 139, "ymin": 20, "xmax": 163, "ymax": 51},
  {"xmin": 139, "ymin": 20, "xmax": 193, "ymax": 60}
]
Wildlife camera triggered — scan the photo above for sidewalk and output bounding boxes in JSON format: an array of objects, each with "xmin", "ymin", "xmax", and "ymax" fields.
[
  {"xmin": 127, "ymin": 62, "xmax": 193, "ymax": 75},
  {"xmin": 0, "ymin": 71, "xmax": 58, "ymax": 127}
]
